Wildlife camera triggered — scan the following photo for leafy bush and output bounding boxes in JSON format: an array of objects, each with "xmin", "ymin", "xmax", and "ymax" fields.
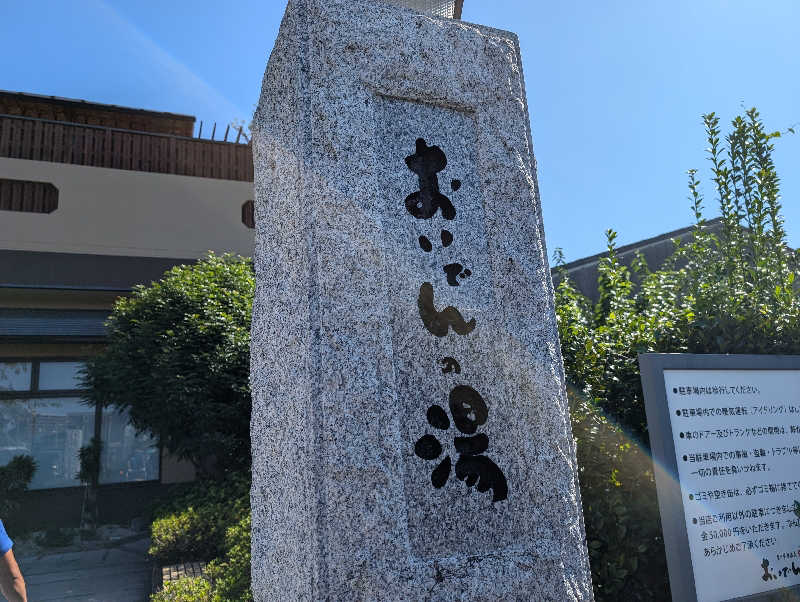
[
  {"xmin": 149, "ymin": 474, "xmax": 252, "ymax": 601},
  {"xmin": 76, "ymin": 437, "xmax": 103, "ymax": 485},
  {"xmin": 0, "ymin": 455, "xmax": 36, "ymax": 516},
  {"xmin": 149, "ymin": 514, "xmax": 252, "ymax": 602},
  {"xmin": 150, "ymin": 577, "xmax": 212, "ymax": 602},
  {"xmin": 205, "ymin": 513, "xmax": 253, "ymax": 602},
  {"xmin": 149, "ymin": 473, "xmax": 249, "ymax": 563},
  {"xmin": 81, "ymin": 253, "xmax": 255, "ymax": 476},
  {"xmin": 556, "ymin": 109, "xmax": 799, "ymax": 600},
  {"xmin": 568, "ymin": 389, "xmax": 666, "ymax": 599}
]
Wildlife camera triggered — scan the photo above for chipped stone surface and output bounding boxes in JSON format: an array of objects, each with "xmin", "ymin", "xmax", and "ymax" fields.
[{"xmin": 250, "ymin": 0, "xmax": 593, "ymax": 599}]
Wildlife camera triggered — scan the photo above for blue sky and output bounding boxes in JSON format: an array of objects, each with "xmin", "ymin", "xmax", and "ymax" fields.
[{"xmin": 1, "ymin": 0, "xmax": 797, "ymax": 262}]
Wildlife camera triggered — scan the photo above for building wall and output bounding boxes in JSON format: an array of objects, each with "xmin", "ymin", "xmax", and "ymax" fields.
[
  {"xmin": 0, "ymin": 94, "xmax": 251, "ymax": 528},
  {"xmin": 8, "ymin": 481, "xmax": 183, "ymax": 532},
  {"xmin": 160, "ymin": 450, "xmax": 197, "ymax": 484},
  {"xmin": 0, "ymin": 91, "xmax": 195, "ymax": 137},
  {"xmin": 0, "ymin": 158, "xmax": 254, "ymax": 259}
]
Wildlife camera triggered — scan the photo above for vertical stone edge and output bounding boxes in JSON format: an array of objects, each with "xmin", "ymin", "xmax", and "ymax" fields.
[
  {"xmin": 510, "ymin": 35, "xmax": 594, "ymax": 600},
  {"xmin": 250, "ymin": 1, "xmax": 320, "ymax": 600}
]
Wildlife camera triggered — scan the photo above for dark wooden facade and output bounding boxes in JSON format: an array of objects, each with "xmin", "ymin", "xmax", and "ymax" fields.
[
  {"xmin": 0, "ymin": 114, "xmax": 253, "ymax": 182},
  {"xmin": 0, "ymin": 90, "xmax": 196, "ymax": 137}
]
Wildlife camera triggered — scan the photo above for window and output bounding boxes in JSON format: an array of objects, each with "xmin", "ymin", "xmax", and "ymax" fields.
[
  {"xmin": 241, "ymin": 200, "xmax": 255, "ymax": 229},
  {"xmin": 0, "ymin": 360, "xmax": 158, "ymax": 490},
  {"xmin": 1, "ymin": 396, "xmax": 94, "ymax": 489},
  {"xmin": 98, "ymin": 406, "xmax": 158, "ymax": 485},
  {"xmin": 0, "ymin": 178, "xmax": 59, "ymax": 214},
  {"xmin": 0, "ymin": 362, "xmax": 31, "ymax": 391},
  {"xmin": 39, "ymin": 361, "xmax": 84, "ymax": 390}
]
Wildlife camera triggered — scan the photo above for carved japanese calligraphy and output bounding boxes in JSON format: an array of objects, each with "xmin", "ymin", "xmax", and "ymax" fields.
[
  {"xmin": 414, "ymin": 389, "xmax": 508, "ymax": 502},
  {"xmin": 440, "ymin": 357, "xmax": 461, "ymax": 374},
  {"xmin": 417, "ymin": 282, "xmax": 476, "ymax": 337},
  {"xmin": 404, "ymin": 138, "xmax": 456, "ymax": 220},
  {"xmin": 427, "ymin": 404, "xmax": 450, "ymax": 430},
  {"xmin": 406, "ymin": 135, "xmax": 509, "ymax": 504},
  {"xmin": 449, "ymin": 385, "xmax": 488, "ymax": 434},
  {"xmin": 455, "ymin": 455, "xmax": 508, "ymax": 503},
  {"xmin": 419, "ymin": 231, "xmax": 456, "ymax": 254},
  {"xmin": 443, "ymin": 263, "xmax": 472, "ymax": 286}
]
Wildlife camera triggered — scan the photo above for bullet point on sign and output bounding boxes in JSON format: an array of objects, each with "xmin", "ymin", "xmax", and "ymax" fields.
[
  {"xmin": 673, "ymin": 388, "xmax": 678, "ymax": 394},
  {"xmin": 680, "ymin": 432, "xmax": 685, "ymax": 438},
  {"xmin": 676, "ymin": 410, "xmax": 681, "ymax": 416},
  {"xmin": 689, "ymin": 494, "xmax": 694, "ymax": 500},
  {"xmin": 693, "ymin": 518, "xmax": 698, "ymax": 524},
  {"xmin": 683, "ymin": 455, "xmax": 688, "ymax": 461}
]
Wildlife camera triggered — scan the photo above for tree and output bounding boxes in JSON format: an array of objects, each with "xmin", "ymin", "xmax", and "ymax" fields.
[
  {"xmin": 81, "ymin": 253, "xmax": 254, "ymax": 476},
  {"xmin": 556, "ymin": 108, "xmax": 798, "ymax": 600}
]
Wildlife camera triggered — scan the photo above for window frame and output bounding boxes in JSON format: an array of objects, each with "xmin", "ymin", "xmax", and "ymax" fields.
[{"xmin": 0, "ymin": 357, "xmax": 161, "ymax": 490}]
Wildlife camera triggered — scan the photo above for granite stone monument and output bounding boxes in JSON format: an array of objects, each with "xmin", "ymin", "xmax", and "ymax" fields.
[{"xmin": 250, "ymin": 0, "xmax": 593, "ymax": 599}]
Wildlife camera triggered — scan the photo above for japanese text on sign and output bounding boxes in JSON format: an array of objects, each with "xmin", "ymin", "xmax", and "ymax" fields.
[{"xmin": 665, "ymin": 369, "xmax": 800, "ymax": 602}]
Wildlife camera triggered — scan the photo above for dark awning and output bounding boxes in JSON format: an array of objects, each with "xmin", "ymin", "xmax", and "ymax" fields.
[
  {"xmin": 0, "ymin": 250, "xmax": 193, "ymax": 291},
  {"xmin": 0, "ymin": 309, "xmax": 110, "ymax": 341}
]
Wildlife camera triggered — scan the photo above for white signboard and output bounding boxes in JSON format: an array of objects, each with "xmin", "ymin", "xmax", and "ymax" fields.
[{"xmin": 663, "ymin": 368, "xmax": 800, "ymax": 602}]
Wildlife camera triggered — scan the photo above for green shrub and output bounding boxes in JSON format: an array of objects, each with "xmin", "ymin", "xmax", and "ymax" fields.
[
  {"xmin": 0, "ymin": 455, "xmax": 36, "ymax": 516},
  {"xmin": 150, "ymin": 577, "xmax": 212, "ymax": 602},
  {"xmin": 556, "ymin": 109, "xmax": 799, "ymax": 600},
  {"xmin": 149, "ymin": 473, "xmax": 252, "ymax": 600},
  {"xmin": 569, "ymin": 389, "xmax": 666, "ymax": 599},
  {"xmin": 150, "ymin": 514, "xmax": 252, "ymax": 602},
  {"xmin": 206, "ymin": 513, "xmax": 253, "ymax": 602},
  {"xmin": 76, "ymin": 437, "xmax": 103, "ymax": 485},
  {"xmin": 149, "ymin": 473, "xmax": 249, "ymax": 563},
  {"xmin": 82, "ymin": 253, "xmax": 254, "ymax": 476},
  {"xmin": 150, "ymin": 507, "xmax": 215, "ymax": 563}
]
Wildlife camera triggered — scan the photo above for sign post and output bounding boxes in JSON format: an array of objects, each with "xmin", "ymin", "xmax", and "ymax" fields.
[
  {"xmin": 249, "ymin": 0, "xmax": 593, "ymax": 599},
  {"xmin": 640, "ymin": 353, "xmax": 800, "ymax": 602}
]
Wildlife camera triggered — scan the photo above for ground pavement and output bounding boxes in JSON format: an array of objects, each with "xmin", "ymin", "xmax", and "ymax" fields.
[{"xmin": 17, "ymin": 535, "xmax": 152, "ymax": 602}]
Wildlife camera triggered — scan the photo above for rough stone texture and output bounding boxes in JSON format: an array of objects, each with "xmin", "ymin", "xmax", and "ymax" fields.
[{"xmin": 250, "ymin": 0, "xmax": 593, "ymax": 599}]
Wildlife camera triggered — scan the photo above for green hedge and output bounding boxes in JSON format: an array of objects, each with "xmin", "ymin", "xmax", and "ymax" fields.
[
  {"xmin": 556, "ymin": 109, "xmax": 799, "ymax": 600},
  {"xmin": 151, "ymin": 578, "xmax": 212, "ymax": 602},
  {"xmin": 149, "ymin": 473, "xmax": 252, "ymax": 602},
  {"xmin": 149, "ymin": 473, "xmax": 249, "ymax": 563},
  {"xmin": 205, "ymin": 514, "xmax": 253, "ymax": 602}
]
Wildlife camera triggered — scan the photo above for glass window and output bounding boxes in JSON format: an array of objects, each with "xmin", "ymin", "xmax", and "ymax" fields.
[
  {"xmin": 0, "ymin": 397, "xmax": 95, "ymax": 490},
  {"xmin": 0, "ymin": 362, "xmax": 32, "ymax": 392},
  {"xmin": 99, "ymin": 407, "xmax": 158, "ymax": 484},
  {"xmin": 0, "ymin": 359, "xmax": 161, "ymax": 490},
  {"xmin": 38, "ymin": 361, "xmax": 85, "ymax": 391}
]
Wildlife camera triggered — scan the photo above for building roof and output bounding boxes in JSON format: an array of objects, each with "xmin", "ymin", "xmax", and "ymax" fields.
[
  {"xmin": 557, "ymin": 218, "xmax": 724, "ymax": 273},
  {"xmin": 0, "ymin": 107, "xmax": 253, "ymax": 181},
  {"xmin": 0, "ymin": 90, "xmax": 196, "ymax": 137},
  {"xmin": 0, "ymin": 90, "xmax": 194, "ymax": 121},
  {"xmin": 553, "ymin": 218, "xmax": 725, "ymax": 302}
]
